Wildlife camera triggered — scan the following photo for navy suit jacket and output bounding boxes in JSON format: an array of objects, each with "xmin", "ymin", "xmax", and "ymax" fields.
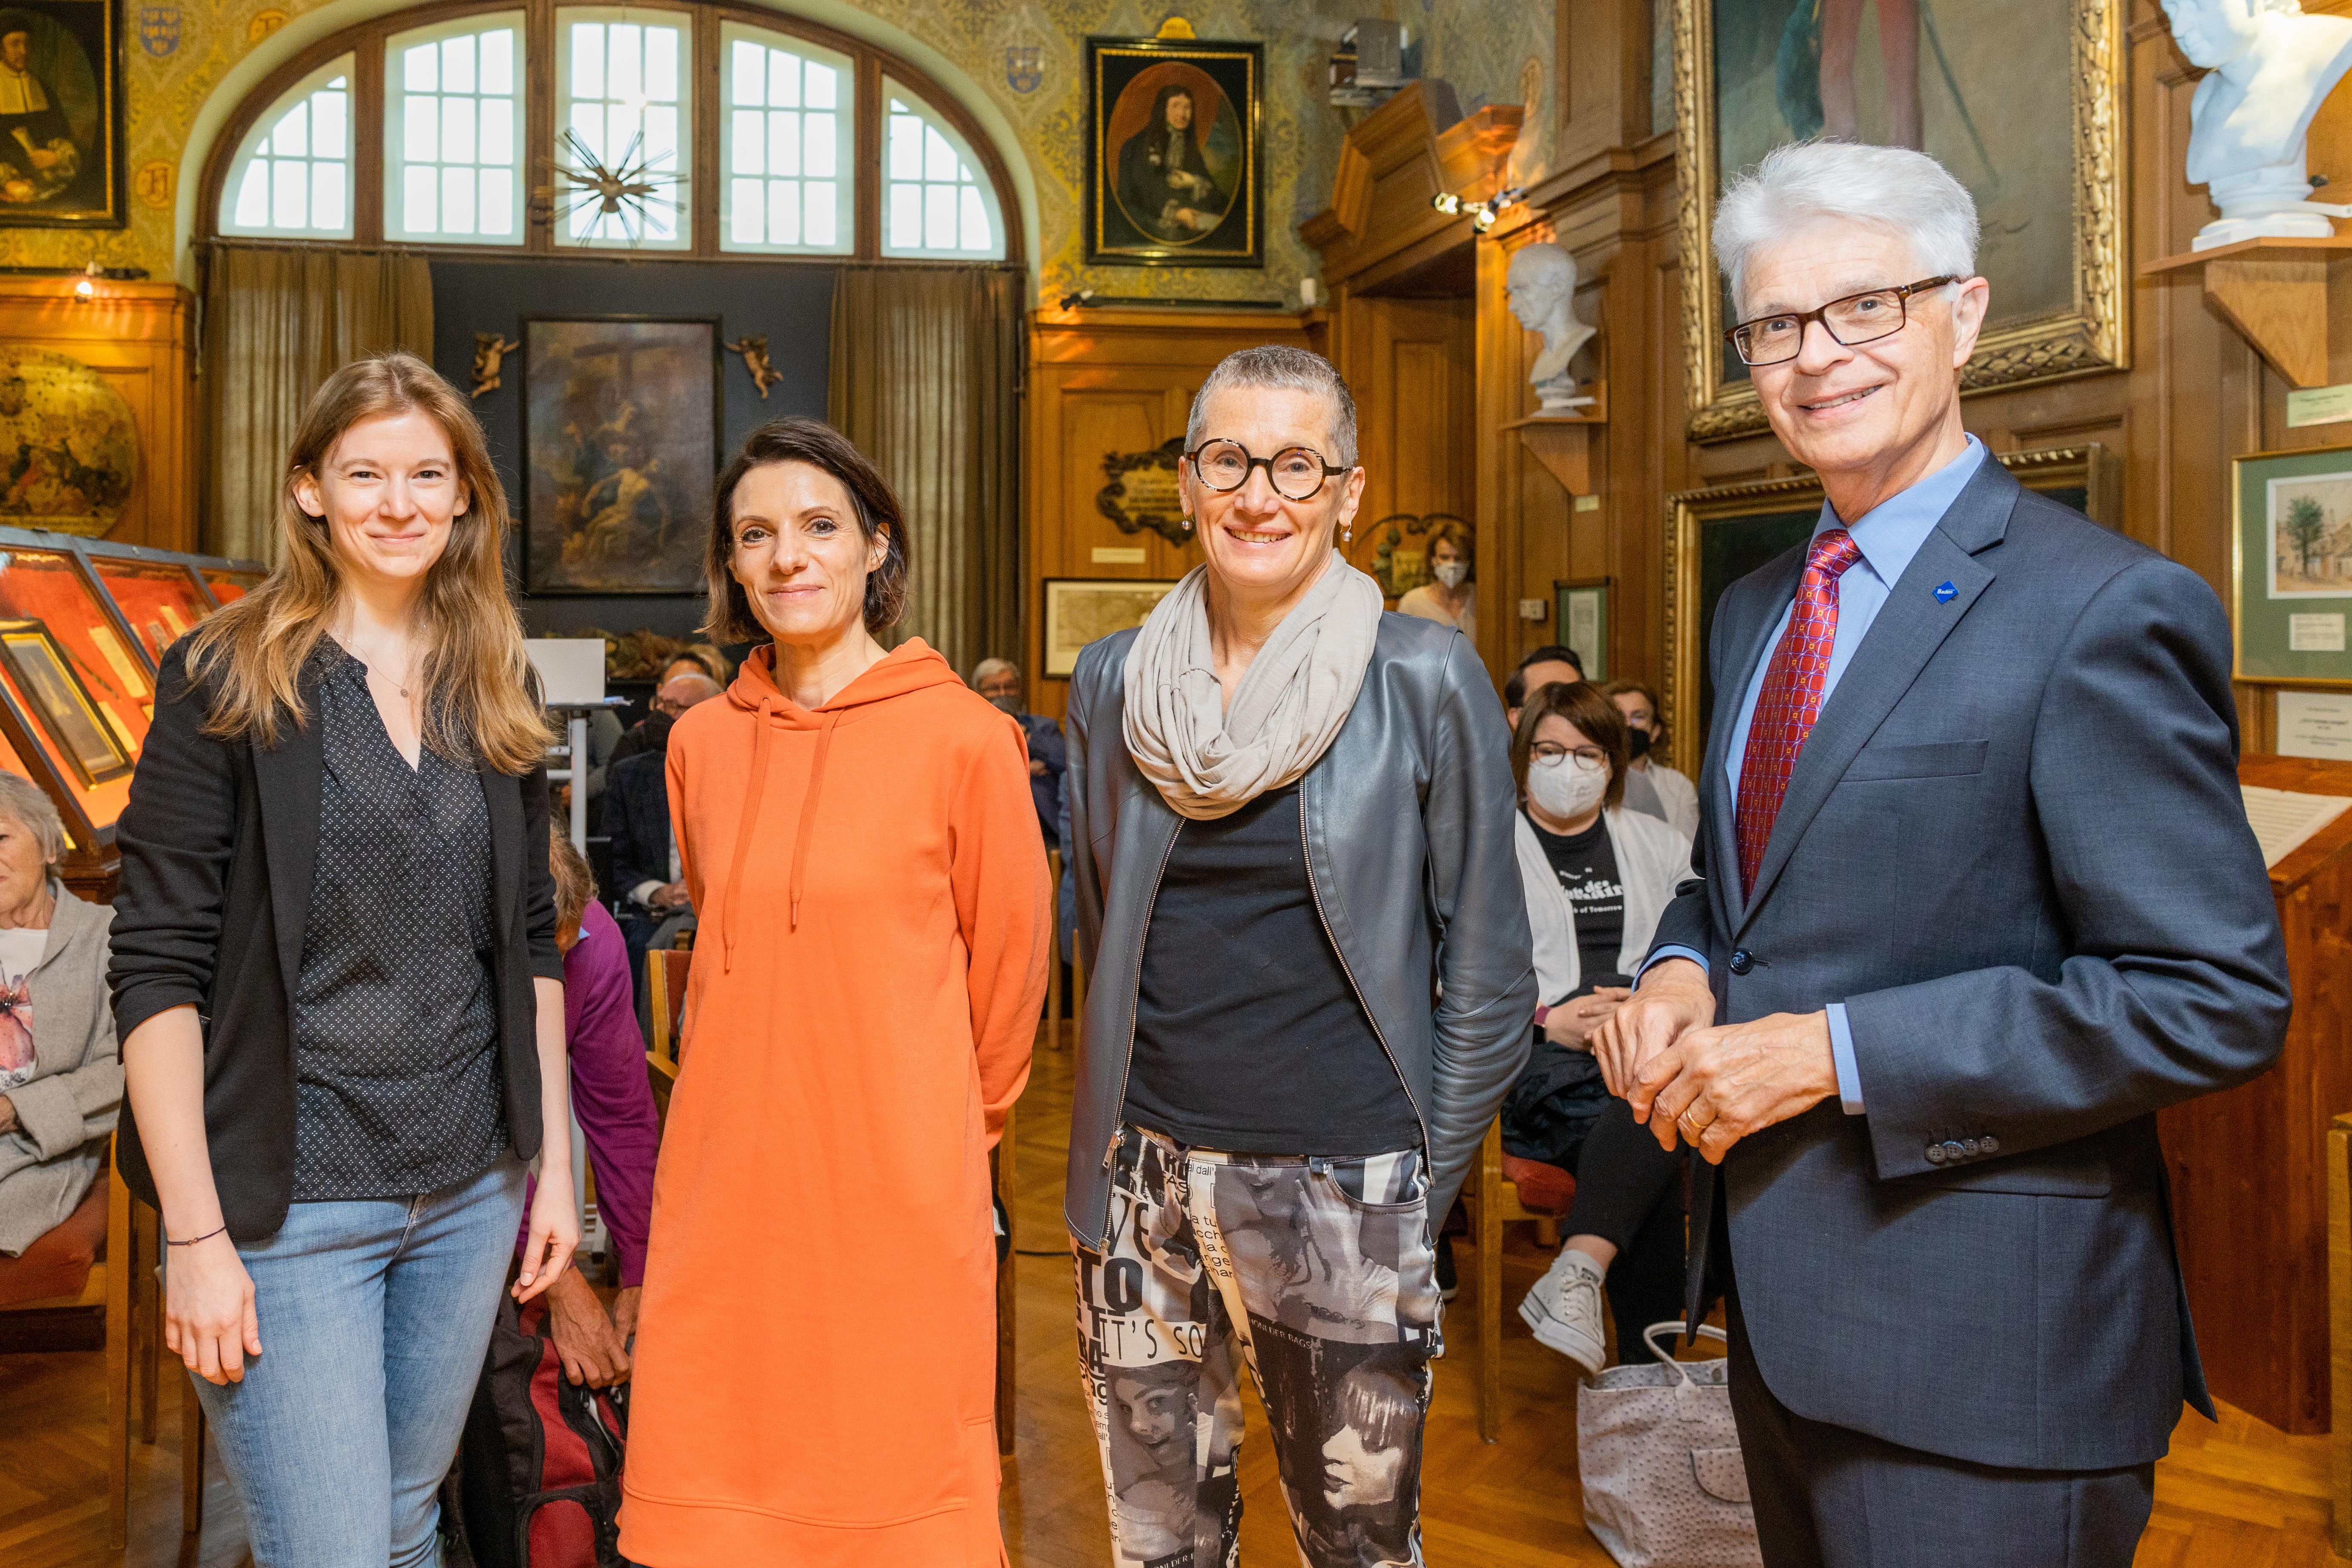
[
  {"xmin": 1654, "ymin": 459, "xmax": 2291, "ymax": 1471},
  {"xmin": 606, "ymin": 749, "xmax": 671, "ymax": 901}
]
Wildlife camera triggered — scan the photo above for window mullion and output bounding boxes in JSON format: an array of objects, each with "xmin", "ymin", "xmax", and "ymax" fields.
[
  {"xmin": 354, "ymin": 31, "xmax": 387, "ymax": 243},
  {"xmin": 526, "ymin": 0, "xmax": 555, "ymax": 250},
  {"xmin": 853, "ymin": 49, "xmax": 878, "ymax": 260},
  {"xmin": 692, "ymin": 3, "xmax": 719, "ymax": 258}
]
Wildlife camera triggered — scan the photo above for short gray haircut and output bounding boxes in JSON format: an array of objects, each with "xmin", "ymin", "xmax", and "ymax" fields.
[
  {"xmin": 1185, "ymin": 345, "xmax": 1359, "ymax": 469},
  {"xmin": 1713, "ymin": 140, "xmax": 1979, "ymax": 315},
  {"xmin": 0, "ymin": 773, "xmax": 64, "ymax": 864},
  {"xmin": 970, "ymin": 657, "xmax": 1019, "ymax": 687}
]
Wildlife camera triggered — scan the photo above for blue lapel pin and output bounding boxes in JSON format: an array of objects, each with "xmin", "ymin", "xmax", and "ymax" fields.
[{"xmin": 1933, "ymin": 580, "xmax": 1958, "ymax": 604}]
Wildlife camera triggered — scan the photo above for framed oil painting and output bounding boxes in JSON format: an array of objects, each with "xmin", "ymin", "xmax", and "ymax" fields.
[
  {"xmin": 1043, "ymin": 578, "xmax": 1181, "ymax": 678},
  {"xmin": 522, "ymin": 317, "xmax": 718, "ymax": 595},
  {"xmin": 0, "ymin": 0, "xmax": 121, "ymax": 226},
  {"xmin": 0, "ymin": 618, "xmax": 125, "ymax": 785},
  {"xmin": 2233, "ymin": 443, "xmax": 2352, "ymax": 689},
  {"xmin": 1671, "ymin": 0, "xmax": 2124, "ymax": 442},
  {"xmin": 1662, "ymin": 445, "xmax": 2116, "ymax": 774},
  {"xmin": 1084, "ymin": 33, "xmax": 1261, "ymax": 267}
]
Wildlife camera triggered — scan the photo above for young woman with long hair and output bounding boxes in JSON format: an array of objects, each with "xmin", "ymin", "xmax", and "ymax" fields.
[{"xmin": 108, "ymin": 350, "xmax": 577, "ymax": 1567}]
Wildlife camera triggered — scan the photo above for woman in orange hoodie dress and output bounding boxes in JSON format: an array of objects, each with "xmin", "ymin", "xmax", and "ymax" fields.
[{"xmin": 619, "ymin": 419, "xmax": 1048, "ymax": 1566}]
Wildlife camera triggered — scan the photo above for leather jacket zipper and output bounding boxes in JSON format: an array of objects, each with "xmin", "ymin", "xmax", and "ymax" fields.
[
  {"xmin": 1101, "ymin": 821, "xmax": 1186, "ymax": 1177},
  {"xmin": 1298, "ymin": 789, "xmax": 1432, "ymax": 1158}
]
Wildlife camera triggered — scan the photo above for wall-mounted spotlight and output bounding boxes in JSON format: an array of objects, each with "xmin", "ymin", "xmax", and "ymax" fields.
[{"xmin": 1431, "ymin": 186, "xmax": 1525, "ymax": 232}]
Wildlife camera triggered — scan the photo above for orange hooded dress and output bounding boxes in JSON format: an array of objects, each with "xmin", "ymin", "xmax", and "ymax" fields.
[{"xmin": 618, "ymin": 639, "xmax": 1047, "ymax": 1567}]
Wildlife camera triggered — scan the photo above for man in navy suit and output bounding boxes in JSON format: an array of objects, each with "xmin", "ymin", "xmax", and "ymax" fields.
[{"xmin": 1595, "ymin": 140, "xmax": 2290, "ymax": 1565}]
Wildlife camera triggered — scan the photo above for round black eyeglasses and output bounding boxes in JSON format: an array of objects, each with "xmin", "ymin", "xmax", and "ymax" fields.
[
  {"xmin": 1725, "ymin": 276, "xmax": 1959, "ymax": 367},
  {"xmin": 1185, "ymin": 439, "xmax": 1352, "ymax": 502}
]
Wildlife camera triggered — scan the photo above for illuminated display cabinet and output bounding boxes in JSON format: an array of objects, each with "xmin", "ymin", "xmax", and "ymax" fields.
[{"xmin": 0, "ymin": 528, "xmax": 263, "ymax": 898}]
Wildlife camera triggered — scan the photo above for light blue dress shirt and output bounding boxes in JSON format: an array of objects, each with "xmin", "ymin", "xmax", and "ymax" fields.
[{"xmin": 1649, "ymin": 435, "xmax": 1989, "ymax": 1115}]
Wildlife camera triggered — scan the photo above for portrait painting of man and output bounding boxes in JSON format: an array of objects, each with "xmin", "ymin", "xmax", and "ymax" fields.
[
  {"xmin": 0, "ymin": 2, "xmax": 118, "ymax": 225},
  {"xmin": 1085, "ymin": 35, "xmax": 1260, "ymax": 266}
]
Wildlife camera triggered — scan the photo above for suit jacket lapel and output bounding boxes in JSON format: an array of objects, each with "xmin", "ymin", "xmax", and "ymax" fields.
[
  {"xmin": 1735, "ymin": 462, "xmax": 2019, "ymax": 932},
  {"xmin": 1711, "ymin": 552, "xmax": 1803, "ymax": 930}
]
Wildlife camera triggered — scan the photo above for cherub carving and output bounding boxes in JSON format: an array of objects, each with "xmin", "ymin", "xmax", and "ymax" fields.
[
  {"xmin": 470, "ymin": 332, "xmax": 518, "ymax": 399},
  {"xmin": 726, "ymin": 335, "xmax": 783, "ymax": 399}
]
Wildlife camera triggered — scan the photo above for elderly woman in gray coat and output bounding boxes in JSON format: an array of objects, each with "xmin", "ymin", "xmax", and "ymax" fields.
[{"xmin": 0, "ymin": 771, "xmax": 121, "ymax": 1296}]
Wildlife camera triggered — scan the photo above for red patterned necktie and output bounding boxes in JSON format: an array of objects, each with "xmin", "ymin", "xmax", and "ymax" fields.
[{"xmin": 1735, "ymin": 527, "xmax": 1863, "ymax": 898}]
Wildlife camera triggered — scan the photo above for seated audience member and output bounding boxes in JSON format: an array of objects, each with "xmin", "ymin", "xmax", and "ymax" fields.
[
  {"xmin": 610, "ymin": 670, "xmax": 723, "ymax": 1005},
  {"xmin": 972, "ymin": 657, "xmax": 1066, "ymax": 852},
  {"xmin": 610, "ymin": 647, "xmax": 732, "ymax": 768},
  {"xmin": 0, "ymin": 775, "xmax": 120, "ymax": 1305},
  {"xmin": 1602, "ymin": 678, "xmax": 1698, "ymax": 840},
  {"xmin": 1503, "ymin": 643, "xmax": 1585, "ymax": 728},
  {"xmin": 1395, "ymin": 522, "xmax": 1476, "ymax": 640},
  {"xmin": 532, "ymin": 829, "xmax": 658, "ymax": 1387},
  {"xmin": 1503, "ymin": 681, "xmax": 1692, "ymax": 1370}
]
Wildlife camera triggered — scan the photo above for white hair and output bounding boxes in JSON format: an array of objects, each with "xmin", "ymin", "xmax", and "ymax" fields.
[
  {"xmin": 1712, "ymin": 140, "xmax": 1979, "ymax": 315},
  {"xmin": 0, "ymin": 773, "xmax": 63, "ymax": 864},
  {"xmin": 1185, "ymin": 345, "xmax": 1358, "ymax": 469},
  {"xmin": 970, "ymin": 657, "xmax": 1019, "ymax": 687}
]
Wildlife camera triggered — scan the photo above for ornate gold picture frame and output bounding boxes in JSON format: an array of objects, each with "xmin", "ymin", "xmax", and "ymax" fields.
[
  {"xmin": 1670, "ymin": 0, "xmax": 2127, "ymax": 444},
  {"xmin": 1661, "ymin": 445, "xmax": 2119, "ymax": 775}
]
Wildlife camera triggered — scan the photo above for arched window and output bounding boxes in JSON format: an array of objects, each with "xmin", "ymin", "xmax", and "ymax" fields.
[
  {"xmin": 219, "ymin": 57, "xmax": 355, "ymax": 239},
  {"xmin": 202, "ymin": 4, "xmax": 1020, "ymax": 266},
  {"xmin": 719, "ymin": 23, "xmax": 852, "ymax": 254},
  {"xmin": 385, "ymin": 14, "xmax": 525, "ymax": 244},
  {"xmin": 880, "ymin": 81, "xmax": 1001, "ymax": 259}
]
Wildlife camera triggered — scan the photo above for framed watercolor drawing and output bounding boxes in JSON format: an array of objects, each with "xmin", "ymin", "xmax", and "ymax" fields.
[
  {"xmin": 1556, "ymin": 579, "xmax": 1611, "ymax": 682},
  {"xmin": 1043, "ymin": 578, "xmax": 1181, "ymax": 678},
  {"xmin": 1084, "ymin": 33, "xmax": 1261, "ymax": 267},
  {"xmin": 2233, "ymin": 443, "xmax": 2352, "ymax": 689},
  {"xmin": 1670, "ymin": 0, "xmax": 2124, "ymax": 442},
  {"xmin": 0, "ymin": 0, "xmax": 122, "ymax": 227},
  {"xmin": 1662, "ymin": 445, "xmax": 2117, "ymax": 775},
  {"xmin": 521, "ymin": 316, "xmax": 719, "ymax": 595}
]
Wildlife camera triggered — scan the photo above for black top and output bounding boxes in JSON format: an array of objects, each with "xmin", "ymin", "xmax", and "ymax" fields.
[
  {"xmin": 107, "ymin": 640, "xmax": 563, "ymax": 1245},
  {"xmin": 1124, "ymin": 784, "xmax": 1420, "ymax": 1155},
  {"xmin": 1527, "ymin": 811, "xmax": 1633, "ymax": 993},
  {"xmin": 291, "ymin": 650, "xmax": 506, "ymax": 1200}
]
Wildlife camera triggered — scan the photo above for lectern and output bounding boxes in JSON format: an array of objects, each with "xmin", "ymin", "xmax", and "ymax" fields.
[{"xmin": 2159, "ymin": 754, "xmax": 2352, "ymax": 1434}]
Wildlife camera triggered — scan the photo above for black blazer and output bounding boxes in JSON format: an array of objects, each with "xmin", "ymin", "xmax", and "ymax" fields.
[
  {"xmin": 605, "ymin": 748, "xmax": 670, "ymax": 898},
  {"xmin": 107, "ymin": 642, "xmax": 564, "ymax": 1243}
]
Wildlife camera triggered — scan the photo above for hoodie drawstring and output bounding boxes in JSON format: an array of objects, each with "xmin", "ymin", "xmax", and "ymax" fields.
[
  {"xmin": 788, "ymin": 709, "xmax": 841, "ymax": 931},
  {"xmin": 722, "ymin": 696, "xmax": 777, "ymax": 972}
]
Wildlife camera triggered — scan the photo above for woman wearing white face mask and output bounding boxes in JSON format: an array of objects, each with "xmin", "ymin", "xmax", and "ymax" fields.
[
  {"xmin": 1500, "ymin": 681, "xmax": 1696, "ymax": 1375},
  {"xmin": 1395, "ymin": 523, "xmax": 1475, "ymax": 643}
]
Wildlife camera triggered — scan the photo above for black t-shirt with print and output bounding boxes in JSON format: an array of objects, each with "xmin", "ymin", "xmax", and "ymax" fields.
[{"xmin": 1526, "ymin": 810, "xmax": 1632, "ymax": 992}]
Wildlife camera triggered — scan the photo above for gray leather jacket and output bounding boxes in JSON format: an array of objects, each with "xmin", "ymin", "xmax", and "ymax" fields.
[{"xmin": 1061, "ymin": 612, "xmax": 1536, "ymax": 1247}]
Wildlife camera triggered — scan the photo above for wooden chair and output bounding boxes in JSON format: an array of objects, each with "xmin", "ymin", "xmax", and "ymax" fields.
[
  {"xmin": 1465, "ymin": 1118, "xmax": 1574, "ymax": 1443},
  {"xmin": 642, "ymin": 941, "xmax": 1023, "ymax": 1457}
]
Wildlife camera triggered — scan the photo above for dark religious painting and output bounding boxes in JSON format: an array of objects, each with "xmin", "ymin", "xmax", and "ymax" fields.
[
  {"xmin": 1084, "ymin": 34, "xmax": 1260, "ymax": 267},
  {"xmin": 522, "ymin": 317, "xmax": 718, "ymax": 595},
  {"xmin": 0, "ymin": 0, "xmax": 121, "ymax": 226}
]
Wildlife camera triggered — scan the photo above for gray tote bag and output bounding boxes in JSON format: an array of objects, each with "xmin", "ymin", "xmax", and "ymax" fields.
[{"xmin": 1575, "ymin": 1322, "xmax": 1762, "ymax": 1568}]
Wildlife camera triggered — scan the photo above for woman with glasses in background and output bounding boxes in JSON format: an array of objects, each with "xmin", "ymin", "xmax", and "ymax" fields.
[{"xmin": 1502, "ymin": 680, "xmax": 1694, "ymax": 1375}]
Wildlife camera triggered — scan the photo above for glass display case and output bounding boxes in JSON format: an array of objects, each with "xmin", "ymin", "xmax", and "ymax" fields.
[{"xmin": 0, "ymin": 528, "xmax": 264, "ymax": 881}]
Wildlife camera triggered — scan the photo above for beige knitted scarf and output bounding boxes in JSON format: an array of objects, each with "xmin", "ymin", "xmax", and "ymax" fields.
[{"xmin": 1121, "ymin": 553, "xmax": 1384, "ymax": 820}]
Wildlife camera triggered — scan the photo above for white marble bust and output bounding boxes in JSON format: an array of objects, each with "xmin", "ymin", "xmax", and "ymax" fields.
[
  {"xmin": 2161, "ymin": 0, "xmax": 2352, "ymax": 248},
  {"xmin": 1504, "ymin": 243, "xmax": 1596, "ymax": 412}
]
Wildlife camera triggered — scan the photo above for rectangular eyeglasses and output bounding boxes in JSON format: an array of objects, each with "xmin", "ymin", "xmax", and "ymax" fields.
[{"xmin": 1725, "ymin": 275, "xmax": 1959, "ymax": 367}]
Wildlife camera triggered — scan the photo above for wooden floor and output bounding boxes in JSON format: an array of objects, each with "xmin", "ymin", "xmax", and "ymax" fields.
[{"xmin": 2, "ymin": 1039, "xmax": 2343, "ymax": 1565}]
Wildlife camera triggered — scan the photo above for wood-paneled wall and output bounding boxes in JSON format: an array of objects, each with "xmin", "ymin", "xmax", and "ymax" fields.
[
  {"xmin": 0, "ymin": 281, "xmax": 196, "ymax": 554},
  {"xmin": 1021, "ymin": 306, "xmax": 1324, "ymax": 722}
]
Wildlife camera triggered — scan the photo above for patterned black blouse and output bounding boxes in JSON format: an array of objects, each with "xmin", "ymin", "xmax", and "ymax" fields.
[{"xmin": 290, "ymin": 646, "xmax": 507, "ymax": 1201}]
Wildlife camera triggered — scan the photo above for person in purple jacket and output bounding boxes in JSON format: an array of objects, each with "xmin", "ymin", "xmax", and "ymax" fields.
[{"xmin": 535, "ymin": 829, "xmax": 659, "ymax": 1386}]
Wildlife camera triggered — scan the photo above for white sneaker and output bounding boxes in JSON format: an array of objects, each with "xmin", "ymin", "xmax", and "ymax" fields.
[{"xmin": 1518, "ymin": 1248, "xmax": 1607, "ymax": 1375}]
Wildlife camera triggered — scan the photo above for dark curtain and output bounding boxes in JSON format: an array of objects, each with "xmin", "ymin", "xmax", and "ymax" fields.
[
  {"xmin": 827, "ymin": 265, "xmax": 1023, "ymax": 680},
  {"xmin": 199, "ymin": 243, "xmax": 435, "ymax": 564}
]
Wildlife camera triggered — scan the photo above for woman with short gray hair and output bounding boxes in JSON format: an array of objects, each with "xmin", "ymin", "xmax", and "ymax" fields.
[
  {"xmin": 0, "ymin": 772, "xmax": 123, "ymax": 1307},
  {"xmin": 1063, "ymin": 343, "xmax": 1534, "ymax": 1567}
]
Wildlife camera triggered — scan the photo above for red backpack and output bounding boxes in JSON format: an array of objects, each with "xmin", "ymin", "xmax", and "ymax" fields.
[{"xmin": 444, "ymin": 1296, "xmax": 635, "ymax": 1568}]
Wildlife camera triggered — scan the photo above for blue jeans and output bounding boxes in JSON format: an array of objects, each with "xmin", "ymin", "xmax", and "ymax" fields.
[{"xmin": 185, "ymin": 1156, "xmax": 527, "ymax": 1568}]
